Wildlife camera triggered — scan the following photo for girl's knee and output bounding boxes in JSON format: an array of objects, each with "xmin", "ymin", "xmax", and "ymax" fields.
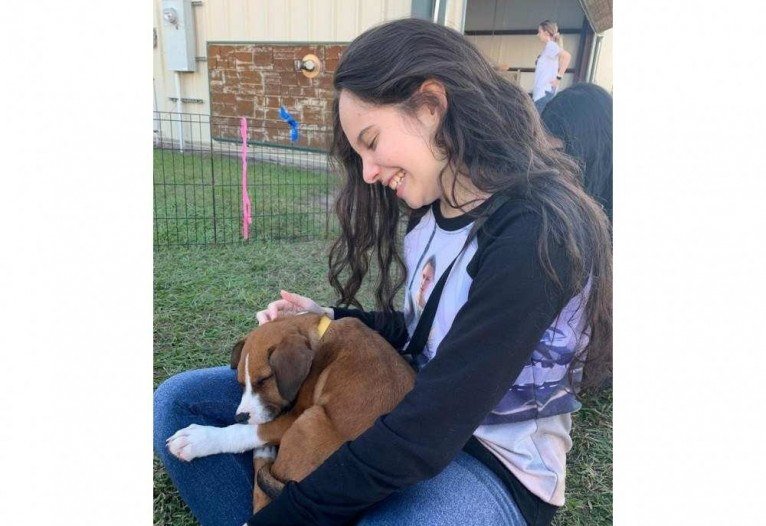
[
  {"xmin": 153, "ymin": 367, "xmax": 240, "ymax": 451},
  {"xmin": 153, "ymin": 372, "xmax": 196, "ymax": 448},
  {"xmin": 154, "ymin": 372, "xmax": 186, "ymax": 417},
  {"xmin": 153, "ymin": 367, "xmax": 221, "ymax": 412}
]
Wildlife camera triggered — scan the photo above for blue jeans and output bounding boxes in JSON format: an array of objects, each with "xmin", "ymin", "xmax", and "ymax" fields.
[
  {"xmin": 534, "ymin": 89, "xmax": 556, "ymax": 113},
  {"xmin": 154, "ymin": 366, "xmax": 527, "ymax": 526}
]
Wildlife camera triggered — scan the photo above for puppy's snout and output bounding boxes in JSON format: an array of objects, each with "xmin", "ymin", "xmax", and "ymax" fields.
[{"xmin": 235, "ymin": 412, "xmax": 250, "ymax": 424}]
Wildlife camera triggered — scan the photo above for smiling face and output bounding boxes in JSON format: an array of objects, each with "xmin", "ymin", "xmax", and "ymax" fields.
[{"xmin": 338, "ymin": 89, "xmax": 449, "ymax": 210}]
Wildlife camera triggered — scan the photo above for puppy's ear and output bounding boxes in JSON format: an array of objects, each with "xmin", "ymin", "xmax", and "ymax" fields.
[
  {"xmin": 230, "ymin": 338, "xmax": 246, "ymax": 369},
  {"xmin": 268, "ymin": 334, "xmax": 313, "ymax": 402}
]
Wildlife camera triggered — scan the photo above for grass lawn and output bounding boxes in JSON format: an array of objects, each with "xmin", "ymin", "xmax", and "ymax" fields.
[
  {"xmin": 154, "ymin": 149, "xmax": 339, "ymax": 246},
  {"xmin": 153, "ymin": 242, "xmax": 612, "ymax": 525}
]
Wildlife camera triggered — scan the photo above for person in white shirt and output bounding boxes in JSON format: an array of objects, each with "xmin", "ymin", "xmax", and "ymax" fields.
[{"xmin": 532, "ymin": 20, "xmax": 572, "ymax": 113}]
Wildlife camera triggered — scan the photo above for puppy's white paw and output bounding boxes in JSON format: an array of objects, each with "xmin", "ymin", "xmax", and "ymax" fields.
[
  {"xmin": 253, "ymin": 444, "xmax": 277, "ymax": 460},
  {"xmin": 166, "ymin": 424, "xmax": 219, "ymax": 461}
]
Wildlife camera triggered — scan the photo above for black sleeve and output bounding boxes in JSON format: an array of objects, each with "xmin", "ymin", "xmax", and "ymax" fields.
[
  {"xmin": 331, "ymin": 307, "xmax": 409, "ymax": 350},
  {"xmin": 248, "ymin": 212, "xmax": 572, "ymax": 526}
]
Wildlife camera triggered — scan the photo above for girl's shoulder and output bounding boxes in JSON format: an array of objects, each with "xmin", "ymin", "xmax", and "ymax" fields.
[
  {"xmin": 478, "ymin": 196, "xmax": 542, "ymax": 246},
  {"xmin": 544, "ymin": 40, "xmax": 560, "ymax": 55},
  {"xmin": 467, "ymin": 197, "xmax": 573, "ymax": 290}
]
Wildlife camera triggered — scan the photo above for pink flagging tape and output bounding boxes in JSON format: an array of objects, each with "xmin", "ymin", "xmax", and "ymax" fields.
[{"xmin": 240, "ymin": 117, "xmax": 252, "ymax": 240}]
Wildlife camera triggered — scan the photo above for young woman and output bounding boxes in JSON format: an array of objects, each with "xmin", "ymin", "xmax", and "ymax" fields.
[
  {"xmin": 533, "ymin": 20, "xmax": 572, "ymax": 113},
  {"xmin": 541, "ymin": 82, "xmax": 613, "ymax": 221},
  {"xmin": 154, "ymin": 18, "xmax": 611, "ymax": 526}
]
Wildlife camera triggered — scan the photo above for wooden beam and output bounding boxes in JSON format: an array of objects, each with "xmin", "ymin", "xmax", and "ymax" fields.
[
  {"xmin": 574, "ymin": 18, "xmax": 593, "ymax": 82},
  {"xmin": 465, "ymin": 28, "xmax": 581, "ymax": 36},
  {"xmin": 502, "ymin": 67, "xmax": 577, "ymax": 74}
]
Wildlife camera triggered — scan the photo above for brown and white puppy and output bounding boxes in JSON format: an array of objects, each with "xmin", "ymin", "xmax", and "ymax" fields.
[{"xmin": 166, "ymin": 312, "xmax": 415, "ymax": 512}]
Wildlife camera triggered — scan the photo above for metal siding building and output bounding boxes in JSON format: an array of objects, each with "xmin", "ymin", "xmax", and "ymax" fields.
[
  {"xmin": 153, "ymin": 0, "xmax": 612, "ymax": 144},
  {"xmin": 153, "ymin": 0, "xmax": 412, "ymax": 119}
]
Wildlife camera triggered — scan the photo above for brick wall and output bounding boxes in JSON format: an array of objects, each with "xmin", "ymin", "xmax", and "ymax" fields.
[{"xmin": 208, "ymin": 43, "xmax": 346, "ymax": 151}]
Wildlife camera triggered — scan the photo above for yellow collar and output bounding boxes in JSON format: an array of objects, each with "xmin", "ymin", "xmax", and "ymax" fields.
[{"xmin": 317, "ymin": 315, "xmax": 332, "ymax": 339}]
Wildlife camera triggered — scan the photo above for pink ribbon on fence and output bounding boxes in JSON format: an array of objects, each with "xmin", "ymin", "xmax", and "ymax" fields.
[{"xmin": 240, "ymin": 117, "xmax": 252, "ymax": 240}]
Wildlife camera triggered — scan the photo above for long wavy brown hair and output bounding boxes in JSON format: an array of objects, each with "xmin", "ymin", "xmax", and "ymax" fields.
[{"xmin": 327, "ymin": 18, "xmax": 612, "ymax": 391}]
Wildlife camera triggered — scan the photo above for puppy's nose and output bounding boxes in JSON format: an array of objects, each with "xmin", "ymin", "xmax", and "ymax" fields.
[{"xmin": 235, "ymin": 412, "xmax": 250, "ymax": 424}]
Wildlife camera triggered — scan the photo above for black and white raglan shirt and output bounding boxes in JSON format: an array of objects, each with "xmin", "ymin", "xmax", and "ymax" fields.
[{"xmin": 250, "ymin": 195, "xmax": 589, "ymax": 526}]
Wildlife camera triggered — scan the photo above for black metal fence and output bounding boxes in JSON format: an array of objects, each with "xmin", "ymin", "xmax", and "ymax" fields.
[{"xmin": 153, "ymin": 111, "xmax": 337, "ymax": 247}]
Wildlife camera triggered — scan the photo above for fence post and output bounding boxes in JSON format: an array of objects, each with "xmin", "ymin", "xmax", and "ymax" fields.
[
  {"xmin": 209, "ymin": 119, "xmax": 218, "ymax": 244},
  {"xmin": 325, "ymin": 169, "xmax": 330, "ymax": 239},
  {"xmin": 153, "ymin": 112, "xmax": 334, "ymax": 246}
]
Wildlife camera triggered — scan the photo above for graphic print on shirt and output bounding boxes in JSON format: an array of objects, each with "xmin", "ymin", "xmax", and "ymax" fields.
[
  {"xmin": 403, "ymin": 219, "xmax": 477, "ymax": 362},
  {"xmin": 404, "ymin": 204, "xmax": 588, "ymax": 424},
  {"xmin": 404, "ymin": 248, "xmax": 444, "ymax": 361},
  {"xmin": 482, "ymin": 289, "xmax": 589, "ymax": 424},
  {"xmin": 415, "ymin": 254, "xmax": 436, "ymax": 317}
]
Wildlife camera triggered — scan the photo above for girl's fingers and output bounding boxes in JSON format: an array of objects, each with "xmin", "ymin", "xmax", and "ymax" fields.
[
  {"xmin": 280, "ymin": 290, "xmax": 317, "ymax": 311},
  {"xmin": 268, "ymin": 299, "xmax": 292, "ymax": 320},
  {"xmin": 256, "ymin": 310, "xmax": 270, "ymax": 325},
  {"xmin": 280, "ymin": 290, "xmax": 308, "ymax": 307},
  {"xmin": 258, "ymin": 292, "xmax": 318, "ymax": 326}
]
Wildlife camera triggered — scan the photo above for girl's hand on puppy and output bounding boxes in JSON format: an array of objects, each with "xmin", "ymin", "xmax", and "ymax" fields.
[{"xmin": 256, "ymin": 290, "xmax": 332, "ymax": 325}]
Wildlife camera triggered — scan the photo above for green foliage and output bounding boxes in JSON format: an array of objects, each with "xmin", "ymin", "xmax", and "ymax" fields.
[
  {"xmin": 153, "ymin": 149, "xmax": 339, "ymax": 246},
  {"xmin": 553, "ymin": 389, "xmax": 613, "ymax": 525}
]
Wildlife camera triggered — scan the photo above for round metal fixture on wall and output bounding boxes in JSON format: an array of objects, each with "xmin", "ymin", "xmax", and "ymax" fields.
[
  {"xmin": 162, "ymin": 8, "xmax": 179, "ymax": 27},
  {"xmin": 296, "ymin": 53, "xmax": 321, "ymax": 78}
]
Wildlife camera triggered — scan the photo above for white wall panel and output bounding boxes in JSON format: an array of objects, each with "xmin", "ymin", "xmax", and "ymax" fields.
[
  {"xmin": 154, "ymin": 0, "xmax": 410, "ymax": 119},
  {"xmin": 593, "ymin": 29, "xmax": 612, "ymax": 92},
  {"xmin": 153, "ymin": 0, "xmax": 609, "ymax": 121}
]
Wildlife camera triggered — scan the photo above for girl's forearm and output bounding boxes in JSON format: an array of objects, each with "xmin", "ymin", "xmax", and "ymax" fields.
[{"xmin": 558, "ymin": 51, "xmax": 572, "ymax": 77}]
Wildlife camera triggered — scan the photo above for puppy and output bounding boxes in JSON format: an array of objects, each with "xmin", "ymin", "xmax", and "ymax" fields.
[{"xmin": 167, "ymin": 312, "xmax": 415, "ymax": 512}]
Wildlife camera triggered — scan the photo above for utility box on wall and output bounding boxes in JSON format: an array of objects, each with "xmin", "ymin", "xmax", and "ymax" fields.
[{"xmin": 161, "ymin": 0, "xmax": 196, "ymax": 72}]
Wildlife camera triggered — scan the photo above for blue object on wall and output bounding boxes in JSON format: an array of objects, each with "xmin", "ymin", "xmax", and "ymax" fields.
[{"xmin": 279, "ymin": 106, "xmax": 300, "ymax": 142}]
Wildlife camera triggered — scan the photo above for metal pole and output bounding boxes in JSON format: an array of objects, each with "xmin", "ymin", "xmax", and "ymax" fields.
[
  {"xmin": 585, "ymin": 33, "xmax": 604, "ymax": 83},
  {"xmin": 209, "ymin": 116, "xmax": 217, "ymax": 244},
  {"xmin": 588, "ymin": 33, "xmax": 605, "ymax": 83},
  {"xmin": 175, "ymin": 71, "xmax": 185, "ymax": 153}
]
